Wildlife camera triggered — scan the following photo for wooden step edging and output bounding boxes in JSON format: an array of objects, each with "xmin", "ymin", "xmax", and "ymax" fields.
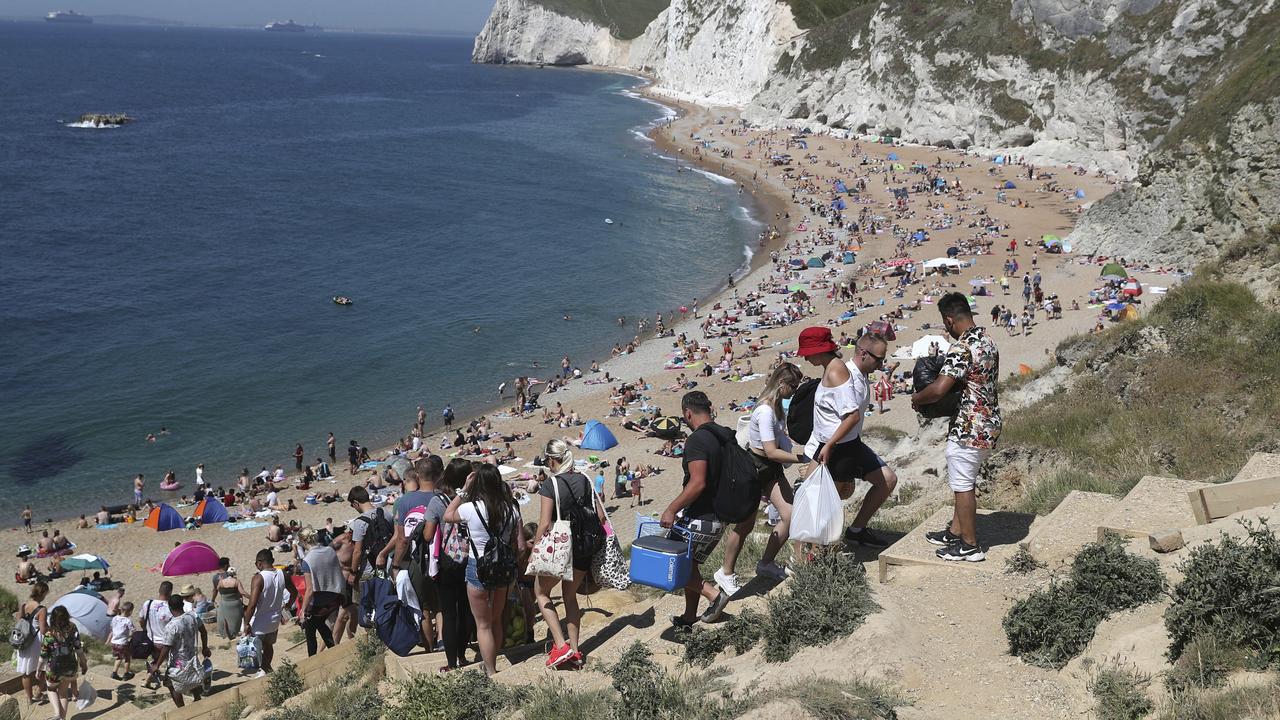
[
  {"xmin": 1189, "ymin": 475, "xmax": 1280, "ymax": 525},
  {"xmin": 157, "ymin": 637, "xmax": 358, "ymax": 720}
]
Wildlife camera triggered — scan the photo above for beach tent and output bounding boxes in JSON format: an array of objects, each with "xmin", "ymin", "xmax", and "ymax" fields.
[
  {"xmin": 807, "ymin": 257, "xmax": 826, "ymax": 268},
  {"xmin": 1106, "ymin": 302, "xmax": 1128, "ymax": 312},
  {"xmin": 893, "ymin": 163, "xmax": 905, "ymax": 171},
  {"xmin": 842, "ymin": 251, "xmax": 856, "ymax": 264},
  {"xmin": 60, "ymin": 554, "xmax": 109, "ymax": 572},
  {"xmin": 144, "ymin": 503, "xmax": 183, "ymax": 532},
  {"xmin": 909, "ymin": 335, "xmax": 952, "ymax": 358},
  {"xmin": 1041, "ymin": 234, "xmax": 1061, "ymax": 245},
  {"xmin": 993, "ymin": 155, "xmax": 1005, "ymax": 164},
  {"xmin": 163, "ymin": 541, "xmax": 221, "ymax": 576},
  {"xmin": 1100, "ymin": 263, "xmax": 1128, "ymax": 281},
  {"xmin": 788, "ymin": 258, "xmax": 805, "ymax": 268},
  {"xmin": 1074, "ymin": 189, "xmax": 1086, "ymax": 199},
  {"xmin": 912, "ymin": 231, "xmax": 926, "ymax": 242},
  {"xmin": 832, "ymin": 198, "xmax": 847, "ymax": 211},
  {"xmin": 194, "ymin": 497, "xmax": 229, "ymax": 525},
  {"xmin": 1004, "ymin": 180, "xmax": 1017, "ymax": 189},
  {"xmin": 52, "ymin": 590, "xmax": 110, "ymax": 641},
  {"xmin": 887, "ymin": 152, "xmax": 899, "ymax": 161},
  {"xmin": 1119, "ymin": 305, "xmax": 1140, "ymax": 321},
  {"xmin": 1122, "ymin": 277, "xmax": 1143, "ymax": 297},
  {"xmin": 834, "ymin": 180, "xmax": 848, "ymax": 193},
  {"xmin": 578, "ymin": 420, "xmax": 619, "ymax": 452}
]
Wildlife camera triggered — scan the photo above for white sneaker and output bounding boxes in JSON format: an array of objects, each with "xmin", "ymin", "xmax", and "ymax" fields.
[
  {"xmin": 713, "ymin": 568, "xmax": 742, "ymax": 597},
  {"xmin": 755, "ymin": 560, "xmax": 791, "ymax": 580},
  {"xmin": 250, "ymin": 669, "xmax": 267, "ymax": 679}
]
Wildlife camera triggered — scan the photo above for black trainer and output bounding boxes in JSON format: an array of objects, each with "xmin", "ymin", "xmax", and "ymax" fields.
[
  {"xmin": 844, "ymin": 527, "xmax": 891, "ymax": 548},
  {"xmin": 936, "ymin": 540, "xmax": 986, "ymax": 562},
  {"xmin": 925, "ymin": 527, "xmax": 960, "ymax": 547},
  {"xmin": 699, "ymin": 591, "xmax": 731, "ymax": 623}
]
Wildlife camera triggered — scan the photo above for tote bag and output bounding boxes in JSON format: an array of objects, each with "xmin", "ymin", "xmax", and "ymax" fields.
[
  {"xmin": 591, "ymin": 490, "xmax": 631, "ymax": 590},
  {"xmin": 526, "ymin": 474, "xmax": 574, "ymax": 581},
  {"xmin": 790, "ymin": 464, "xmax": 844, "ymax": 545}
]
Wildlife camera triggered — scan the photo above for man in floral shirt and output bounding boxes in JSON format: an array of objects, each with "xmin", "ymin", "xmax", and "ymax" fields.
[{"xmin": 912, "ymin": 292, "xmax": 1002, "ymax": 562}]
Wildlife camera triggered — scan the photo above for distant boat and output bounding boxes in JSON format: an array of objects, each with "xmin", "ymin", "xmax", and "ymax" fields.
[
  {"xmin": 265, "ymin": 20, "xmax": 306, "ymax": 32},
  {"xmin": 46, "ymin": 10, "xmax": 93, "ymax": 23},
  {"xmin": 333, "ymin": 296, "xmax": 353, "ymax": 306},
  {"xmin": 604, "ymin": 218, "xmax": 614, "ymax": 224}
]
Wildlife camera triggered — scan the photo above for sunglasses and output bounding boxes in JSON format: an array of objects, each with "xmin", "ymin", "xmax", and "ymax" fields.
[{"xmin": 859, "ymin": 347, "xmax": 886, "ymax": 365}]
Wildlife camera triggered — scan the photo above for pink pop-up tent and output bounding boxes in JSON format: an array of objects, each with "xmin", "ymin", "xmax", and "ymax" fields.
[{"xmin": 162, "ymin": 541, "xmax": 221, "ymax": 577}]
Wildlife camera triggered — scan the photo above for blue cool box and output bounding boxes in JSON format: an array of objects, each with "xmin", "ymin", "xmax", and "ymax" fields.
[{"xmin": 629, "ymin": 523, "xmax": 692, "ymax": 592}]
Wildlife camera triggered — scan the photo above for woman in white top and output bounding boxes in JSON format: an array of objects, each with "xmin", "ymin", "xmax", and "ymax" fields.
[
  {"xmin": 714, "ymin": 363, "xmax": 808, "ymax": 597},
  {"xmin": 797, "ymin": 326, "xmax": 863, "ymax": 499},
  {"xmin": 444, "ymin": 463, "xmax": 523, "ymax": 676},
  {"xmin": 14, "ymin": 581, "xmax": 49, "ymax": 704}
]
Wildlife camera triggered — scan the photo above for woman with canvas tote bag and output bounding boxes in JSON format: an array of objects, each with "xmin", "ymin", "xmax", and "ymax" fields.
[{"xmin": 528, "ymin": 439, "xmax": 605, "ymax": 669}]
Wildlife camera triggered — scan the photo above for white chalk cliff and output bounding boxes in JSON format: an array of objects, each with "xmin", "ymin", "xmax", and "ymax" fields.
[{"xmin": 474, "ymin": 0, "xmax": 1280, "ymax": 267}]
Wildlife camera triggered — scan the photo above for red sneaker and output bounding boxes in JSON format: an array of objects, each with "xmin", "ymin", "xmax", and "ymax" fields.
[
  {"xmin": 567, "ymin": 650, "xmax": 584, "ymax": 669},
  {"xmin": 546, "ymin": 643, "xmax": 574, "ymax": 668}
]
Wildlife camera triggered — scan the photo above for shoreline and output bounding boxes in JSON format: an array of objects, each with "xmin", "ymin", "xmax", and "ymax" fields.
[{"xmin": 4, "ymin": 75, "xmax": 773, "ymax": 531}]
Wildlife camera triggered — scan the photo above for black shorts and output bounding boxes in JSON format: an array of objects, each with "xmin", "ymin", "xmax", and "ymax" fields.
[{"xmin": 812, "ymin": 437, "xmax": 886, "ymax": 484}]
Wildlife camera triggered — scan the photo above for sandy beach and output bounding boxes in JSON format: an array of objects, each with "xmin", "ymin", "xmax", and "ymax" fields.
[{"xmin": 2, "ymin": 84, "xmax": 1180, "ymax": 679}]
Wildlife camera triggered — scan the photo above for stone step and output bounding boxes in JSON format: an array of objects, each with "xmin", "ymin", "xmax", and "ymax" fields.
[
  {"xmin": 1023, "ymin": 490, "xmax": 1122, "ymax": 568},
  {"xmin": 1232, "ymin": 452, "xmax": 1280, "ymax": 483},
  {"xmin": 877, "ymin": 506, "xmax": 1038, "ymax": 582},
  {"xmin": 1095, "ymin": 475, "xmax": 1210, "ymax": 542}
]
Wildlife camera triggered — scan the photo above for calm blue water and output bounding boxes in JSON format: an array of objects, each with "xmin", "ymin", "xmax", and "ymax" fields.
[{"xmin": 0, "ymin": 24, "xmax": 757, "ymax": 518}]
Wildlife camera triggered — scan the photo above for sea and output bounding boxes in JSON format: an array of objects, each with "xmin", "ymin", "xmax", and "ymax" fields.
[{"xmin": 0, "ymin": 23, "xmax": 761, "ymax": 520}]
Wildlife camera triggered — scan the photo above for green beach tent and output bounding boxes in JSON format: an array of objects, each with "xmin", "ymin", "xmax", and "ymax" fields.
[{"xmin": 1100, "ymin": 262, "xmax": 1127, "ymax": 281}]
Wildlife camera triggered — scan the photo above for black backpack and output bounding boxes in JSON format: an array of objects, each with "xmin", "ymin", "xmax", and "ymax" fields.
[
  {"xmin": 560, "ymin": 475, "xmax": 605, "ymax": 560},
  {"xmin": 786, "ymin": 378, "xmax": 820, "ymax": 445},
  {"xmin": 707, "ymin": 423, "xmax": 762, "ymax": 523},
  {"xmin": 912, "ymin": 356, "xmax": 962, "ymax": 419},
  {"xmin": 356, "ymin": 508, "xmax": 394, "ymax": 576},
  {"xmin": 466, "ymin": 504, "xmax": 518, "ymax": 589}
]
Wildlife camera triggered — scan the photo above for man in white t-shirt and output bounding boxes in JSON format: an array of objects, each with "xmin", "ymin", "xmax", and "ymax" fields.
[
  {"xmin": 140, "ymin": 581, "xmax": 175, "ymax": 688},
  {"xmin": 838, "ymin": 333, "xmax": 899, "ymax": 548}
]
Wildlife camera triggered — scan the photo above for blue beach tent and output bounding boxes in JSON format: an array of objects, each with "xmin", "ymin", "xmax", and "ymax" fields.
[
  {"xmin": 579, "ymin": 420, "xmax": 619, "ymax": 452},
  {"xmin": 197, "ymin": 497, "xmax": 229, "ymax": 524},
  {"xmin": 1074, "ymin": 188, "xmax": 1086, "ymax": 199},
  {"xmin": 144, "ymin": 503, "xmax": 183, "ymax": 532},
  {"xmin": 994, "ymin": 155, "xmax": 1005, "ymax": 164},
  {"xmin": 1004, "ymin": 180, "xmax": 1017, "ymax": 189},
  {"xmin": 835, "ymin": 180, "xmax": 848, "ymax": 194},
  {"xmin": 832, "ymin": 198, "xmax": 847, "ymax": 211},
  {"xmin": 807, "ymin": 257, "xmax": 826, "ymax": 268}
]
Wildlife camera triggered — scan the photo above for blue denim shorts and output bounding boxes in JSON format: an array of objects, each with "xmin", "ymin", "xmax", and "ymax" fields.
[{"xmin": 464, "ymin": 557, "xmax": 482, "ymax": 590}]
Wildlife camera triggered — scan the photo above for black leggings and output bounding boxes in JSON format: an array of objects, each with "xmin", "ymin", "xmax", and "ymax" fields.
[
  {"xmin": 303, "ymin": 613, "xmax": 334, "ymax": 656},
  {"xmin": 436, "ymin": 564, "xmax": 473, "ymax": 668}
]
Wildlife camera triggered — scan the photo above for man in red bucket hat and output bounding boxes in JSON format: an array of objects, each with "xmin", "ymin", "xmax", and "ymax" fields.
[{"xmin": 796, "ymin": 327, "xmax": 898, "ymax": 548}]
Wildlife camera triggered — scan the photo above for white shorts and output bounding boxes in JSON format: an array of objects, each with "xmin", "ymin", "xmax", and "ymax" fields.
[{"xmin": 945, "ymin": 440, "xmax": 991, "ymax": 492}]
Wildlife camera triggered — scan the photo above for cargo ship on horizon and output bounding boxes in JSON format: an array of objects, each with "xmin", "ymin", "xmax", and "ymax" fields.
[{"xmin": 46, "ymin": 10, "xmax": 93, "ymax": 23}]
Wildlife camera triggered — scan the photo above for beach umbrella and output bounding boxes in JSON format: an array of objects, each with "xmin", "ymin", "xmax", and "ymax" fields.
[
  {"xmin": 60, "ymin": 554, "xmax": 109, "ymax": 572},
  {"xmin": 1100, "ymin": 262, "xmax": 1127, "ymax": 281},
  {"xmin": 922, "ymin": 258, "xmax": 962, "ymax": 269},
  {"xmin": 162, "ymin": 541, "xmax": 222, "ymax": 577},
  {"xmin": 909, "ymin": 335, "xmax": 952, "ymax": 358},
  {"xmin": 578, "ymin": 420, "xmax": 619, "ymax": 452},
  {"xmin": 1122, "ymin": 277, "xmax": 1143, "ymax": 297},
  {"xmin": 651, "ymin": 416, "xmax": 682, "ymax": 440},
  {"xmin": 52, "ymin": 590, "xmax": 110, "ymax": 641}
]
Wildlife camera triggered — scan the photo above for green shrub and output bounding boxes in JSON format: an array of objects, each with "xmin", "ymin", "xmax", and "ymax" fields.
[
  {"xmin": 1158, "ymin": 679, "xmax": 1280, "ymax": 720},
  {"xmin": 1003, "ymin": 581, "xmax": 1109, "ymax": 669},
  {"xmin": 1090, "ymin": 662, "xmax": 1153, "ymax": 720},
  {"xmin": 1071, "ymin": 535, "xmax": 1165, "ymax": 611},
  {"xmin": 521, "ymin": 681, "xmax": 614, "ymax": 720},
  {"xmin": 352, "ymin": 632, "xmax": 387, "ymax": 679},
  {"xmin": 1164, "ymin": 635, "xmax": 1246, "ymax": 693},
  {"xmin": 771, "ymin": 676, "xmax": 905, "ymax": 719},
  {"xmin": 387, "ymin": 670, "xmax": 518, "ymax": 720},
  {"xmin": 609, "ymin": 641, "xmax": 736, "ymax": 720},
  {"xmin": 225, "ymin": 698, "xmax": 248, "ymax": 720},
  {"xmin": 682, "ymin": 609, "xmax": 763, "ymax": 667},
  {"xmin": 763, "ymin": 552, "xmax": 878, "ymax": 663},
  {"xmin": 1164, "ymin": 520, "xmax": 1280, "ymax": 662},
  {"xmin": 1004, "ymin": 545, "xmax": 1045, "ymax": 574},
  {"xmin": 266, "ymin": 659, "xmax": 305, "ymax": 706}
]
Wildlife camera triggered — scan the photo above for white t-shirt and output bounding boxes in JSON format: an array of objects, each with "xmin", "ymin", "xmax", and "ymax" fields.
[
  {"xmin": 395, "ymin": 569, "xmax": 422, "ymax": 615},
  {"xmin": 806, "ymin": 373, "xmax": 862, "ymax": 457},
  {"xmin": 457, "ymin": 501, "xmax": 514, "ymax": 557},
  {"xmin": 265, "ymin": 491, "xmax": 278, "ymax": 508},
  {"xmin": 141, "ymin": 598, "xmax": 173, "ymax": 640},
  {"xmin": 109, "ymin": 615, "xmax": 133, "ymax": 645},
  {"xmin": 748, "ymin": 403, "xmax": 793, "ymax": 453}
]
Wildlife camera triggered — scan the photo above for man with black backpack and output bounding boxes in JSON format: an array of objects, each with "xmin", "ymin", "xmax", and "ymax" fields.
[
  {"xmin": 346, "ymin": 486, "xmax": 393, "ymax": 619},
  {"xmin": 660, "ymin": 391, "xmax": 733, "ymax": 627}
]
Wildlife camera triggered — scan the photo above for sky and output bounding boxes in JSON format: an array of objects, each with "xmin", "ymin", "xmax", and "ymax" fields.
[{"xmin": 7, "ymin": 0, "xmax": 500, "ymax": 32}]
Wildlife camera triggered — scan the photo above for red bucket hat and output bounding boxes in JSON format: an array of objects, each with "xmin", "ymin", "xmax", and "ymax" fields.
[{"xmin": 797, "ymin": 326, "xmax": 838, "ymax": 356}]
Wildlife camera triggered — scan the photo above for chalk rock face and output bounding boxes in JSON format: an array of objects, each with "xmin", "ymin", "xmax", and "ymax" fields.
[{"xmin": 473, "ymin": 0, "xmax": 1280, "ymax": 268}]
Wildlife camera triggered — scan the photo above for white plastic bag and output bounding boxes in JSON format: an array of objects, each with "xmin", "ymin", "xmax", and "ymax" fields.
[
  {"xmin": 76, "ymin": 679, "xmax": 96, "ymax": 710},
  {"xmin": 790, "ymin": 464, "xmax": 844, "ymax": 545}
]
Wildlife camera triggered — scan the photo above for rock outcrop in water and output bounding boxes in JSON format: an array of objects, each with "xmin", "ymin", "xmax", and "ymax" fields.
[{"xmin": 473, "ymin": 0, "xmax": 1280, "ymax": 267}]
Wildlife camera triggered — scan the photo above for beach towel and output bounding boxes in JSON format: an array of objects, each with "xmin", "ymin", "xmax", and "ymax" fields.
[
  {"xmin": 224, "ymin": 521, "xmax": 269, "ymax": 532},
  {"xmin": 94, "ymin": 524, "xmax": 120, "ymax": 531},
  {"xmin": 358, "ymin": 461, "xmax": 382, "ymax": 471}
]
